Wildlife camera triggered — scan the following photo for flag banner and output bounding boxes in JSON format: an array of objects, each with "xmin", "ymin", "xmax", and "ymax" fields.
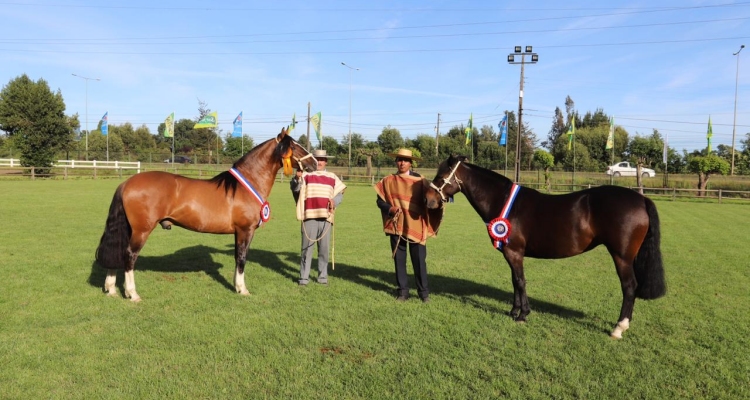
[
  {"xmin": 310, "ymin": 112, "xmax": 322, "ymax": 143},
  {"xmin": 567, "ymin": 118, "xmax": 575, "ymax": 151},
  {"xmin": 101, "ymin": 112, "xmax": 108, "ymax": 136},
  {"xmin": 706, "ymin": 116, "xmax": 713, "ymax": 152},
  {"xmin": 232, "ymin": 112, "xmax": 243, "ymax": 137},
  {"xmin": 194, "ymin": 111, "xmax": 218, "ymax": 129},
  {"xmin": 498, "ymin": 114, "xmax": 508, "ymax": 146},
  {"xmin": 605, "ymin": 116, "xmax": 614, "ymax": 150},
  {"xmin": 465, "ymin": 113, "xmax": 473, "ymax": 145},
  {"xmin": 164, "ymin": 112, "xmax": 175, "ymax": 138},
  {"xmin": 663, "ymin": 134, "xmax": 669, "ymax": 164},
  {"xmin": 290, "ymin": 113, "xmax": 297, "ymax": 131}
]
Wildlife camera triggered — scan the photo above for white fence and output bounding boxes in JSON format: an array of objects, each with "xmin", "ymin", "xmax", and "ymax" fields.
[
  {"xmin": 56, "ymin": 160, "xmax": 141, "ymax": 173},
  {"xmin": 0, "ymin": 158, "xmax": 21, "ymax": 167},
  {"xmin": 0, "ymin": 158, "xmax": 140, "ymax": 173}
]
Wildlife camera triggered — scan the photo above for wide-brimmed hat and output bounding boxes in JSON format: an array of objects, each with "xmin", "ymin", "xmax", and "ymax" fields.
[
  {"xmin": 313, "ymin": 149, "xmax": 334, "ymax": 159},
  {"xmin": 387, "ymin": 148, "xmax": 421, "ymax": 161}
]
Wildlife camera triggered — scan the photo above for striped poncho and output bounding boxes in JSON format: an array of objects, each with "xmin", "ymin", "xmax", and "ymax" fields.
[
  {"xmin": 374, "ymin": 173, "xmax": 443, "ymax": 245},
  {"xmin": 295, "ymin": 170, "xmax": 346, "ymax": 223}
]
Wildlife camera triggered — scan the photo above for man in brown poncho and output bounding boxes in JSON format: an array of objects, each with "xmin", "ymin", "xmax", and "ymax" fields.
[{"xmin": 374, "ymin": 148, "xmax": 443, "ymax": 303}]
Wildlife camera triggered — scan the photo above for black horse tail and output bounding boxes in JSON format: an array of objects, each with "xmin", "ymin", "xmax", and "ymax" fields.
[
  {"xmin": 95, "ymin": 185, "xmax": 131, "ymax": 270},
  {"xmin": 633, "ymin": 197, "xmax": 667, "ymax": 299}
]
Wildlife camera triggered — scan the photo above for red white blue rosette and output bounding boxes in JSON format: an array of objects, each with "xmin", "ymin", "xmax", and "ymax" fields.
[
  {"xmin": 260, "ymin": 201, "xmax": 271, "ymax": 223},
  {"xmin": 488, "ymin": 217, "xmax": 511, "ymax": 244}
]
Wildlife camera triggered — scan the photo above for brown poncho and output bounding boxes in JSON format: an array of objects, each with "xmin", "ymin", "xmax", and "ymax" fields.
[{"xmin": 374, "ymin": 173, "xmax": 443, "ymax": 245}]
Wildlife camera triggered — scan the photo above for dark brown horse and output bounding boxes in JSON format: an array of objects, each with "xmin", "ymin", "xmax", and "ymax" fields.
[
  {"xmin": 95, "ymin": 127, "xmax": 318, "ymax": 301},
  {"xmin": 424, "ymin": 155, "xmax": 666, "ymax": 338}
]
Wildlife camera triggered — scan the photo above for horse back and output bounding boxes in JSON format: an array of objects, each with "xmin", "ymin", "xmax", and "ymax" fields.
[
  {"xmin": 120, "ymin": 171, "xmax": 254, "ymax": 234},
  {"xmin": 513, "ymin": 186, "xmax": 649, "ymax": 258}
]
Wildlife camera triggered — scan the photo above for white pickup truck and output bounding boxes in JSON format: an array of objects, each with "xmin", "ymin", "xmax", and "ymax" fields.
[{"xmin": 606, "ymin": 161, "xmax": 656, "ymax": 178}]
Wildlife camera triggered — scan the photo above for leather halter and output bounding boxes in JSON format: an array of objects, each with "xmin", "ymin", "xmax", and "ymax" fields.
[
  {"xmin": 429, "ymin": 160, "xmax": 463, "ymax": 203},
  {"xmin": 295, "ymin": 152, "xmax": 316, "ymax": 171},
  {"xmin": 277, "ymin": 136, "xmax": 318, "ymax": 172}
]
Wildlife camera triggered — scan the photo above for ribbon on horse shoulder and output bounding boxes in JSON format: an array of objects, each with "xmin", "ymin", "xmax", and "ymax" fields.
[
  {"xmin": 229, "ymin": 167, "xmax": 271, "ymax": 227},
  {"xmin": 487, "ymin": 183, "xmax": 520, "ymax": 250}
]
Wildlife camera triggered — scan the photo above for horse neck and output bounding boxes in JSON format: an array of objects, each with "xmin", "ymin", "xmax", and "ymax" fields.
[
  {"xmin": 457, "ymin": 164, "xmax": 515, "ymax": 222},
  {"xmin": 233, "ymin": 139, "xmax": 281, "ymax": 198}
]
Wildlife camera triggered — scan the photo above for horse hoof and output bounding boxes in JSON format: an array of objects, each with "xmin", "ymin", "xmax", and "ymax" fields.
[
  {"xmin": 237, "ymin": 289, "xmax": 250, "ymax": 296},
  {"xmin": 126, "ymin": 291, "xmax": 141, "ymax": 302},
  {"xmin": 105, "ymin": 291, "xmax": 119, "ymax": 297},
  {"xmin": 610, "ymin": 332, "xmax": 623, "ymax": 340}
]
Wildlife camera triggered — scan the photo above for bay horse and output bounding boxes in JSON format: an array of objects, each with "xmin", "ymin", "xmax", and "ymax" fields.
[
  {"xmin": 424, "ymin": 155, "xmax": 666, "ymax": 339},
  {"xmin": 95, "ymin": 127, "xmax": 318, "ymax": 302}
]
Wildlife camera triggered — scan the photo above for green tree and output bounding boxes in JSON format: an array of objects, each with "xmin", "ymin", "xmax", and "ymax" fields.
[
  {"xmin": 320, "ymin": 136, "xmax": 341, "ymax": 158},
  {"xmin": 0, "ymin": 74, "xmax": 72, "ymax": 173},
  {"xmin": 407, "ymin": 134, "xmax": 437, "ymax": 165},
  {"xmin": 533, "ymin": 149, "xmax": 555, "ymax": 192},
  {"xmin": 687, "ymin": 153, "xmax": 730, "ymax": 196},
  {"xmin": 296, "ymin": 133, "xmax": 310, "ymax": 150},
  {"xmin": 377, "ymin": 126, "xmax": 404, "ymax": 154},
  {"xmin": 224, "ymin": 135, "xmax": 254, "ymax": 160}
]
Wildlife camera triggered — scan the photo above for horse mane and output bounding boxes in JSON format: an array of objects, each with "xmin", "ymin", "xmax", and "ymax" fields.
[
  {"xmin": 444, "ymin": 155, "xmax": 513, "ymax": 186},
  {"xmin": 209, "ymin": 133, "xmax": 294, "ymax": 196}
]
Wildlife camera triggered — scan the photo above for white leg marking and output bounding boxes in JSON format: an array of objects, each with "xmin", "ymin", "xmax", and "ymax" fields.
[
  {"xmin": 124, "ymin": 270, "xmax": 141, "ymax": 302},
  {"xmin": 610, "ymin": 318, "xmax": 630, "ymax": 339},
  {"xmin": 234, "ymin": 268, "xmax": 250, "ymax": 295},
  {"xmin": 104, "ymin": 269, "xmax": 118, "ymax": 296}
]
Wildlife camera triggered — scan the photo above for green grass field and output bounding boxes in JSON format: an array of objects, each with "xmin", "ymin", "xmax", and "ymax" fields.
[{"xmin": 0, "ymin": 179, "xmax": 748, "ymax": 399}]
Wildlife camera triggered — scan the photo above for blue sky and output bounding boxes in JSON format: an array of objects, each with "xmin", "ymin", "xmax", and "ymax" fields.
[{"xmin": 1, "ymin": 1, "xmax": 749, "ymax": 153}]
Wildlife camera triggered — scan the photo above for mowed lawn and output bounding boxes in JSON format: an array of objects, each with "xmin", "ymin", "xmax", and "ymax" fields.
[{"xmin": 0, "ymin": 178, "xmax": 748, "ymax": 399}]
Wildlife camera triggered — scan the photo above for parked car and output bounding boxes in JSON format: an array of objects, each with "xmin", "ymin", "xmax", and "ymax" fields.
[
  {"xmin": 606, "ymin": 161, "xmax": 655, "ymax": 178},
  {"xmin": 164, "ymin": 156, "xmax": 192, "ymax": 164}
]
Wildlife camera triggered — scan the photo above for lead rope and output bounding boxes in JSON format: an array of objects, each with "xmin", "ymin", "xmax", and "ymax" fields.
[{"xmin": 300, "ymin": 202, "xmax": 336, "ymax": 269}]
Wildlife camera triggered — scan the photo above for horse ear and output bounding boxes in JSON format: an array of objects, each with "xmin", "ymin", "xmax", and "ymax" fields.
[
  {"xmin": 456, "ymin": 155, "xmax": 469, "ymax": 163},
  {"xmin": 280, "ymin": 126, "xmax": 288, "ymax": 138}
]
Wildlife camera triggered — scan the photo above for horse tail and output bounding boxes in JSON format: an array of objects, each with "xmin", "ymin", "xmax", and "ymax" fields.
[
  {"xmin": 95, "ymin": 185, "xmax": 131, "ymax": 270},
  {"xmin": 633, "ymin": 197, "xmax": 666, "ymax": 299}
]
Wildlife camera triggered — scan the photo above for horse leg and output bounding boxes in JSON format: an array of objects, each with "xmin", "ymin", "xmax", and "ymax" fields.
[
  {"xmin": 104, "ymin": 269, "xmax": 118, "ymax": 296},
  {"xmin": 610, "ymin": 255, "xmax": 637, "ymax": 339},
  {"xmin": 233, "ymin": 228, "xmax": 255, "ymax": 295},
  {"xmin": 123, "ymin": 231, "xmax": 150, "ymax": 302},
  {"xmin": 504, "ymin": 251, "xmax": 530, "ymax": 322}
]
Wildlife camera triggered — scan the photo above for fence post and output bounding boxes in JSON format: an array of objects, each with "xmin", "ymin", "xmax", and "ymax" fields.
[
  {"xmin": 119, "ymin": 168, "xmax": 122, "ymax": 179},
  {"xmin": 31, "ymin": 167, "xmax": 35, "ymax": 180},
  {"xmin": 719, "ymin": 189, "xmax": 722, "ymax": 204},
  {"xmin": 64, "ymin": 167, "xmax": 68, "ymax": 180},
  {"xmin": 672, "ymin": 187, "xmax": 676, "ymax": 201},
  {"xmin": 93, "ymin": 166, "xmax": 97, "ymax": 179}
]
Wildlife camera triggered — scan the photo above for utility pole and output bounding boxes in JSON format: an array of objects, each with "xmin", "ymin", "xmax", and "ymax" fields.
[
  {"xmin": 306, "ymin": 102, "xmax": 311, "ymax": 151},
  {"xmin": 731, "ymin": 44, "xmax": 745, "ymax": 175},
  {"xmin": 435, "ymin": 113, "xmax": 441, "ymax": 157},
  {"xmin": 507, "ymin": 46, "xmax": 538, "ymax": 183}
]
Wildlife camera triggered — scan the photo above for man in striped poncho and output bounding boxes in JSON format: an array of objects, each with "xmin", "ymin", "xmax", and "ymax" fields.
[{"xmin": 291, "ymin": 149, "xmax": 346, "ymax": 286}]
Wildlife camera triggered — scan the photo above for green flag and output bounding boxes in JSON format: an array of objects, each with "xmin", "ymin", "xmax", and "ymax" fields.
[
  {"xmin": 290, "ymin": 113, "xmax": 297, "ymax": 131},
  {"xmin": 194, "ymin": 111, "xmax": 218, "ymax": 129},
  {"xmin": 605, "ymin": 116, "xmax": 614, "ymax": 150},
  {"xmin": 567, "ymin": 117, "xmax": 575, "ymax": 150},
  {"xmin": 310, "ymin": 112, "xmax": 322, "ymax": 144},
  {"xmin": 706, "ymin": 116, "xmax": 713, "ymax": 152},
  {"xmin": 464, "ymin": 113, "xmax": 473, "ymax": 145},
  {"xmin": 164, "ymin": 112, "xmax": 175, "ymax": 138}
]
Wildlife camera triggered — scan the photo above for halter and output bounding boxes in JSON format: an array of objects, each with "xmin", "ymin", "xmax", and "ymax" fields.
[
  {"xmin": 278, "ymin": 138, "xmax": 317, "ymax": 175},
  {"xmin": 429, "ymin": 160, "xmax": 463, "ymax": 203},
  {"xmin": 295, "ymin": 152, "xmax": 316, "ymax": 172}
]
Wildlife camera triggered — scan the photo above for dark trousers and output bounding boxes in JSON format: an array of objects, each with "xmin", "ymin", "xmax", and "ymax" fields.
[{"xmin": 389, "ymin": 235, "xmax": 428, "ymax": 299}]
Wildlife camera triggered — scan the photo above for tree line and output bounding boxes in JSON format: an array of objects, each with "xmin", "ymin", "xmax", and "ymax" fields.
[{"xmin": 2, "ymin": 74, "xmax": 749, "ymax": 191}]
